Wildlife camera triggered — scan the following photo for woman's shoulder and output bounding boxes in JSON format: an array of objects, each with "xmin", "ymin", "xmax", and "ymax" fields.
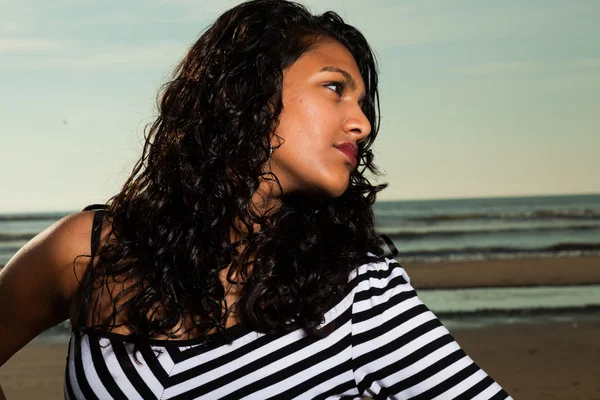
[
  {"xmin": 343, "ymin": 255, "xmax": 416, "ymax": 316},
  {"xmin": 0, "ymin": 209, "xmax": 103, "ymax": 301},
  {"xmin": 39, "ymin": 210, "xmax": 103, "ymax": 286},
  {"xmin": 9, "ymin": 210, "xmax": 97, "ymax": 272},
  {"xmin": 47, "ymin": 209, "xmax": 115, "ymax": 323},
  {"xmin": 44, "ymin": 209, "xmax": 108, "ymax": 264},
  {"xmin": 26, "ymin": 209, "xmax": 112, "ymax": 307},
  {"xmin": 349, "ymin": 255, "xmax": 411, "ymax": 287},
  {"xmin": 0, "ymin": 209, "xmax": 106, "ymax": 365}
]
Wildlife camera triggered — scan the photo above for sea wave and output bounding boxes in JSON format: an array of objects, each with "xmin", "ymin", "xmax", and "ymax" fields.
[
  {"xmin": 376, "ymin": 209, "xmax": 600, "ymax": 223},
  {"xmin": 0, "ymin": 232, "xmax": 37, "ymax": 242},
  {"xmin": 0, "ymin": 213, "xmax": 68, "ymax": 222},
  {"xmin": 379, "ymin": 224, "xmax": 600, "ymax": 240}
]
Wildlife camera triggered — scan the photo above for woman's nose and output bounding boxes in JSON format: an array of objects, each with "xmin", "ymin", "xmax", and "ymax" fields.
[{"xmin": 343, "ymin": 106, "xmax": 371, "ymax": 141}]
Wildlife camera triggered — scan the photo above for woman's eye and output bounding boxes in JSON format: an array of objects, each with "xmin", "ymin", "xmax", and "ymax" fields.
[{"xmin": 325, "ymin": 82, "xmax": 345, "ymax": 96}]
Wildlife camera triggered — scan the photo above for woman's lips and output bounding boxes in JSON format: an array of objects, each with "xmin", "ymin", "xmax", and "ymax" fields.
[{"xmin": 334, "ymin": 143, "xmax": 358, "ymax": 168}]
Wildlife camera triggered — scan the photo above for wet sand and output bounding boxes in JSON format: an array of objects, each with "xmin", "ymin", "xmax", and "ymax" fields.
[
  {"xmin": 453, "ymin": 320, "xmax": 600, "ymax": 400},
  {"xmin": 403, "ymin": 255, "xmax": 600, "ymax": 289},
  {"xmin": 1, "ymin": 256, "xmax": 599, "ymax": 399},
  {"xmin": 0, "ymin": 342, "xmax": 66, "ymax": 400}
]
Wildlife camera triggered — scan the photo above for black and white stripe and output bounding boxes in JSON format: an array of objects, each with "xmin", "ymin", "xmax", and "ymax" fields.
[{"xmin": 65, "ymin": 257, "xmax": 512, "ymax": 399}]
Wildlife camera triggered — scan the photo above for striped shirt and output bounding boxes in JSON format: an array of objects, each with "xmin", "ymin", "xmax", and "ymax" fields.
[{"xmin": 64, "ymin": 257, "xmax": 512, "ymax": 399}]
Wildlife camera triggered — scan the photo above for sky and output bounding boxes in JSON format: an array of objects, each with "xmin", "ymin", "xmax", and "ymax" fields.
[{"xmin": 1, "ymin": 0, "xmax": 599, "ymax": 212}]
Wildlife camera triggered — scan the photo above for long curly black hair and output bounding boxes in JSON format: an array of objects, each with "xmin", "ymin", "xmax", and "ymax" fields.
[{"xmin": 83, "ymin": 0, "xmax": 387, "ymax": 342}]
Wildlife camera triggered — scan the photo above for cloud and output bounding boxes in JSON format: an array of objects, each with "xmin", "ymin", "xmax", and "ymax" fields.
[
  {"xmin": 571, "ymin": 58, "xmax": 600, "ymax": 69},
  {"xmin": 152, "ymin": 0, "xmax": 242, "ymax": 21},
  {"xmin": 0, "ymin": 21, "xmax": 19, "ymax": 33},
  {"xmin": 1, "ymin": 41, "xmax": 189, "ymax": 71},
  {"xmin": 0, "ymin": 38, "xmax": 72, "ymax": 53},
  {"xmin": 301, "ymin": 0, "xmax": 600, "ymax": 50},
  {"xmin": 461, "ymin": 61, "xmax": 536, "ymax": 75},
  {"xmin": 459, "ymin": 59, "xmax": 600, "ymax": 76},
  {"xmin": 51, "ymin": 42, "xmax": 188, "ymax": 70}
]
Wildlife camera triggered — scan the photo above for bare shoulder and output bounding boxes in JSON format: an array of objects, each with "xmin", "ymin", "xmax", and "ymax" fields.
[
  {"xmin": 39, "ymin": 210, "xmax": 98, "ymax": 256},
  {"xmin": 0, "ymin": 210, "xmax": 106, "ymax": 365},
  {"xmin": 43, "ymin": 210, "xmax": 112, "ymax": 299},
  {"xmin": 3, "ymin": 211, "xmax": 94, "ymax": 278},
  {"xmin": 56, "ymin": 210, "xmax": 103, "ymax": 259}
]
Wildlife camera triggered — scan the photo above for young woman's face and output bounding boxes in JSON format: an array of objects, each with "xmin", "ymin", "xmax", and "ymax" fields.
[{"xmin": 269, "ymin": 38, "xmax": 371, "ymax": 198}]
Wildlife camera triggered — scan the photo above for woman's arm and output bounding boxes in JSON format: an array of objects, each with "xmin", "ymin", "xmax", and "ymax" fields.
[{"xmin": 0, "ymin": 211, "xmax": 95, "ymax": 368}]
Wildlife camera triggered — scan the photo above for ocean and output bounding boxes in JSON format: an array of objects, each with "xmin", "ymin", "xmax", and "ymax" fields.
[
  {"xmin": 2, "ymin": 194, "xmax": 599, "ymax": 267},
  {"xmin": 1, "ymin": 194, "xmax": 599, "ymax": 340},
  {"xmin": 374, "ymin": 193, "xmax": 600, "ymax": 263}
]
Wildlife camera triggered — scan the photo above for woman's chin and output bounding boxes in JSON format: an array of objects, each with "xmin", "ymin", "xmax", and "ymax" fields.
[
  {"xmin": 287, "ymin": 181, "xmax": 348, "ymax": 200},
  {"xmin": 315, "ymin": 177, "xmax": 350, "ymax": 198},
  {"xmin": 275, "ymin": 168, "xmax": 350, "ymax": 199}
]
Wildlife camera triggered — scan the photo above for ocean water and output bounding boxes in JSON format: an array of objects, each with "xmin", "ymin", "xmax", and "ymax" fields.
[
  {"xmin": 0, "ymin": 212, "xmax": 67, "ymax": 266},
  {"xmin": 374, "ymin": 193, "xmax": 600, "ymax": 263},
  {"xmin": 1, "ymin": 194, "xmax": 599, "ymax": 266},
  {"xmin": 420, "ymin": 285, "xmax": 600, "ymax": 330}
]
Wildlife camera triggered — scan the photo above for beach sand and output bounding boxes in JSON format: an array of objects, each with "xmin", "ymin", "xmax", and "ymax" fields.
[
  {"xmin": 0, "ymin": 342, "xmax": 66, "ymax": 400},
  {"xmin": 403, "ymin": 255, "xmax": 600, "ymax": 289},
  {"xmin": 1, "ymin": 256, "xmax": 599, "ymax": 399},
  {"xmin": 453, "ymin": 320, "xmax": 600, "ymax": 400}
]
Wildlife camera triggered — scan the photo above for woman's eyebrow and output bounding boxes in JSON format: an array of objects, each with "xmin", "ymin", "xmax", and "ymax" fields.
[
  {"xmin": 320, "ymin": 66, "xmax": 366, "ymax": 102},
  {"xmin": 320, "ymin": 66, "xmax": 356, "ymax": 90}
]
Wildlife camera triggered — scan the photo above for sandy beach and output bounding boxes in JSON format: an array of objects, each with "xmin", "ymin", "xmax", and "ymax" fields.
[
  {"xmin": 453, "ymin": 320, "xmax": 600, "ymax": 400},
  {"xmin": 403, "ymin": 255, "xmax": 600, "ymax": 289},
  {"xmin": 0, "ymin": 342, "xmax": 66, "ymax": 400},
  {"xmin": 1, "ymin": 255, "xmax": 599, "ymax": 399}
]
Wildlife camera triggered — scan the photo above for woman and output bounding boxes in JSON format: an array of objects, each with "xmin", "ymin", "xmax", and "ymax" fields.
[{"xmin": 0, "ymin": 1, "xmax": 512, "ymax": 398}]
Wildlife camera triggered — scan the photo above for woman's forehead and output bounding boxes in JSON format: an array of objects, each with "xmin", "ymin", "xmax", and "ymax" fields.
[
  {"xmin": 300, "ymin": 40, "xmax": 357, "ymax": 68},
  {"xmin": 285, "ymin": 41, "xmax": 364, "ymax": 84}
]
